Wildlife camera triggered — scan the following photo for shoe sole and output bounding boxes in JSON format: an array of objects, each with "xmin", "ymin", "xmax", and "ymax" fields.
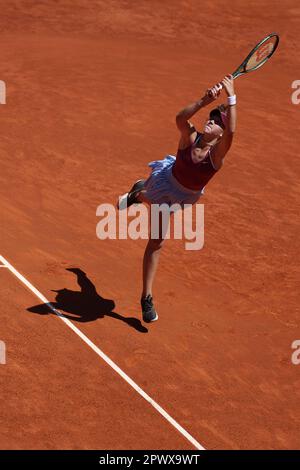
[
  {"xmin": 117, "ymin": 179, "xmax": 145, "ymax": 210},
  {"xmin": 117, "ymin": 192, "xmax": 129, "ymax": 210},
  {"xmin": 143, "ymin": 313, "xmax": 159, "ymax": 323}
]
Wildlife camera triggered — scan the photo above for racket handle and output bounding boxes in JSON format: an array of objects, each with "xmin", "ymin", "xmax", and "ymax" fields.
[{"xmin": 208, "ymin": 82, "xmax": 223, "ymax": 98}]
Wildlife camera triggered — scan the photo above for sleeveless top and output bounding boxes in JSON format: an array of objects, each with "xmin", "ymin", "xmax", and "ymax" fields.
[{"xmin": 172, "ymin": 132, "xmax": 218, "ymax": 191}]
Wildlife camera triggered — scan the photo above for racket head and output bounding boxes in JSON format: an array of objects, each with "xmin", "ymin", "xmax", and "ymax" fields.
[{"xmin": 232, "ymin": 33, "xmax": 279, "ymax": 79}]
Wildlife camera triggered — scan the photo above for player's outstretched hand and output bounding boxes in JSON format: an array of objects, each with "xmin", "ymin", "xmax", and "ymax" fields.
[
  {"xmin": 221, "ymin": 74, "xmax": 235, "ymax": 97},
  {"xmin": 205, "ymin": 83, "xmax": 222, "ymax": 103}
]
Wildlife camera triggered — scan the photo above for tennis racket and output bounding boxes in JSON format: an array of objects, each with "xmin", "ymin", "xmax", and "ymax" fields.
[{"xmin": 209, "ymin": 33, "xmax": 279, "ymax": 96}]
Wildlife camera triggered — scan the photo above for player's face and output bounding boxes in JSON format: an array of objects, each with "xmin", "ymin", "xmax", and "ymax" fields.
[{"xmin": 203, "ymin": 117, "xmax": 224, "ymax": 138}]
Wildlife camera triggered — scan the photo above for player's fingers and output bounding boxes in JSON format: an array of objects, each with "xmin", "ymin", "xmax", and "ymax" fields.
[
  {"xmin": 213, "ymin": 87, "xmax": 219, "ymax": 98},
  {"xmin": 223, "ymin": 77, "xmax": 231, "ymax": 87}
]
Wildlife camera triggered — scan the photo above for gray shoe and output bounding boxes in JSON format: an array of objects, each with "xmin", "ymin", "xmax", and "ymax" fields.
[
  {"xmin": 141, "ymin": 295, "xmax": 158, "ymax": 323},
  {"xmin": 117, "ymin": 179, "xmax": 145, "ymax": 210}
]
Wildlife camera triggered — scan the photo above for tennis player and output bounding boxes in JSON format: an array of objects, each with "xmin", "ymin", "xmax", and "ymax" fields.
[{"xmin": 117, "ymin": 75, "xmax": 237, "ymax": 323}]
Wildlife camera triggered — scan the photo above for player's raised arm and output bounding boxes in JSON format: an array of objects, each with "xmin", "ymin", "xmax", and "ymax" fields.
[
  {"xmin": 211, "ymin": 75, "xmax": 237, "ymax": 168},
  {"xmin": 175, "ymin": 84, "xmax": 222, "ymax": 136},
  {"xmin": 222, "ymin": 75, "xmax": 237, "ymax": 134}
]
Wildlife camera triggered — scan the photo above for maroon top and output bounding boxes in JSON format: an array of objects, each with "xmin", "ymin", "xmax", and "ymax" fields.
[{"xmin": 172, "ymin": 133, "xmax": 218, "ymax": 191}]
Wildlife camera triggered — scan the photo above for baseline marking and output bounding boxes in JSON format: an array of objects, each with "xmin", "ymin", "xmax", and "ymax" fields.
[{"xmin": 0, "ymin": 254, "xmax": 205, "ymax": 450}]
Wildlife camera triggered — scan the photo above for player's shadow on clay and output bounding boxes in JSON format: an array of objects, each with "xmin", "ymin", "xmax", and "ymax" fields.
[{"xmin": 27, "ymin": 268, "xmax": 148, "ymax": 333}]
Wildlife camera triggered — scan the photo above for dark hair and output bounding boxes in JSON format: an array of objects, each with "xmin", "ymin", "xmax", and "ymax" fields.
[
  {"xmin": 209, "ymin": 104, "xmax": 227, "ymax": 130},
  {"xmin": 218, "ymin": 103, "xmax": 228, "ymax": 113},
  {"xmin": 210, "ymin": 103, "xmax": 228, "ymax": 118}
]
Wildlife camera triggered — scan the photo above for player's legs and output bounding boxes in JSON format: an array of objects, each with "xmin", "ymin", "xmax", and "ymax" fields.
[
  {"xmin": 142, "ymin": 236, "xmax": 164, "ymax": 298},
  {"xmin": 142, "ymin": 211, "xmax": 167, "ymax": 296},
  {"xmin": 141, "ymin": 211, "xmax": 169, "ymax": 322}
]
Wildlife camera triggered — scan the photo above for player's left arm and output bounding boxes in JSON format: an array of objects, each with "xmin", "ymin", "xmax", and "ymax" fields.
[{"xmin": 211, "ymin": 76, "xmax": 237, "ymax": 169}]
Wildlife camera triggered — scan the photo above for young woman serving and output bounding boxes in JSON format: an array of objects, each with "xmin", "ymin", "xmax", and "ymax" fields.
[{"xmin": 117, "ymin": 75, "xmax": 237, "ymax": 323}]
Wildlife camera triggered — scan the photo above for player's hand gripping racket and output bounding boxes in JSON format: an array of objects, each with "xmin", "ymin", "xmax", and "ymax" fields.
[{"xmin": 208, "ymin": 33, "xmax": 279, "ymax": 97}]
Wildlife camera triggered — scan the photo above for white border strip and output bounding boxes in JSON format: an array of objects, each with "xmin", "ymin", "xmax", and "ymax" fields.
[{"xmin": 0, "ymin": 254, "xmax": 205, "ymax": 450}]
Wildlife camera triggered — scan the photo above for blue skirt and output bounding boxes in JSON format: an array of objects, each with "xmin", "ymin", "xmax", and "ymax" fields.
[{"xmin": 144, "ymin": 155, "xmax": 204, "ymax": 207}]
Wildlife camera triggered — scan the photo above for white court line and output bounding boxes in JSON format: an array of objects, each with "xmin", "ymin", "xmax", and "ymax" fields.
[{"xmin": 0, "ymin": 254, "xmax": 205, "ymax": 451}]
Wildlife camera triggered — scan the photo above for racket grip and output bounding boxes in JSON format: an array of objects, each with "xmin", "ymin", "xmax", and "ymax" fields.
[{"xmin": 208, "ymin": 82, "xmax": 223, "ymax": 98}]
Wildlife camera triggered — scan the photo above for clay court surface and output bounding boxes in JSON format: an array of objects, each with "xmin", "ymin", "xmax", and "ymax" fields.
[{"xmin": 0, "ymin": 0, "xmax": 300, "ymax": 450}]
